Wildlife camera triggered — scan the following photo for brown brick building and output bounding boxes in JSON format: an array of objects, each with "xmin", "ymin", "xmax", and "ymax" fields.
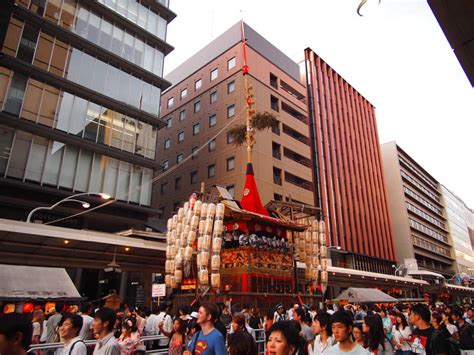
[
  {"xmin": 155, "ymin": 22, "xmax": 313, "ymax": 218},
  {"xmin": 156, "ymin": 23, "xmax": 397, "ymax": 275}
]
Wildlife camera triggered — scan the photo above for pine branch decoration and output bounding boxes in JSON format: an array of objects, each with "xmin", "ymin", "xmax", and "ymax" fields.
[
  {"xmin": 228, "ymin": 125, "xmax": 247, "ymax": 145},
  {"xmin": 251, "ymin": 111, "xmax": 279, "ymax": 130},
  {"xmin": 227, "ymin": 111, "xmax": 278, "ymax": 146}
]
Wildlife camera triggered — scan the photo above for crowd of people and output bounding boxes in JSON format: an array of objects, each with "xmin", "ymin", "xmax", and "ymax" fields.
[{"xmin": 0, "ymin": 300, "xmax": 473, "ymax": 355}]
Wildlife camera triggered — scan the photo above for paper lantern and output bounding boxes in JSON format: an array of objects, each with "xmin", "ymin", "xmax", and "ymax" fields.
[
  {"xmin": 207, "ymin": 203, "xmax": 216, "ymax": 219},
  {"xmin": 211, "ymin": 255, "xmax": 221, "ymax": 271},
  {"xmin": 216, "ymin": 203, "xmax": 225, "ymax": 219},
  {"xmin": 212, "ymin": 237, "xmax": 222, "ymax": 253},
  {"xmin": 23, "ymin": 303, "xmax": 34, "ymax": 313},
  {"xmin": 211, "ymin": 273, "xmax": 220, "ymax": 288},
  {"xmin": 45, "ymin": 302, "xmax": 55, "ymax": 315},
  {"xmin": 199, "ymin": 269, "xmax": 209, "ymax": 285},
  {"xmin": 194, "ymin": 200, "xmax": 202, "ymax": 215},
  {"xmin": 3, "ymin": 304, "xmax": 15, "ymax": 314}
]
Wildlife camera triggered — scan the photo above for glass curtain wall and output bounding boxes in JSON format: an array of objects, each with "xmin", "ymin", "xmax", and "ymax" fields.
[{"xmin": 0, "ymin": 124, "xmax": 153, "ymax": 205}]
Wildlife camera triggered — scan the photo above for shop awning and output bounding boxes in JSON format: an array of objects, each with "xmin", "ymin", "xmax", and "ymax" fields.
[
  {"xmin": 0, "ymin": 264, "xmax": 82, "ymax": 301},
  {"xmin": 328, "ymin": 266, "xmax": 429, "ymax": 286},
  {"xmin": 407, "ymin": 270, "xmax": 445, "ymax": 279},
  {"xmin": 335, "ymin": 287, "xmax": 397, "ymax": 303},
  {"xmin": 445, "ymin": 283, "xmax": 474, "ymax": 294}
]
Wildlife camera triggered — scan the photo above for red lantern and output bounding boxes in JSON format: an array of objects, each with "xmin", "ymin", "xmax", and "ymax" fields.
[{"xmin": 23, "ymin": 303, "xmax": 34, "ymax": 313}]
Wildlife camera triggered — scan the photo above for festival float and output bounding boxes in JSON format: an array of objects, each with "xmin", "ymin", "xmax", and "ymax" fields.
[{"xmin": 163, "ymin": 22, "xmax": 329, "ymax": 308}]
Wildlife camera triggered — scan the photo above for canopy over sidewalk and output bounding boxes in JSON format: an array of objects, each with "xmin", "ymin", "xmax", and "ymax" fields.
[
  {"xmin": 335, "ymin": 287, "xmax": 397, "ymax": 303},
  {"xmin": 0, "ymin": 264, "xmax": 82, "ymax": 301}
]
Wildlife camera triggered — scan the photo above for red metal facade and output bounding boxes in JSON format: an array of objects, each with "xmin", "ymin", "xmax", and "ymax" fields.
[{"xmin": 305, "ymin": 49, "xmax": 395, "ymax": 261}]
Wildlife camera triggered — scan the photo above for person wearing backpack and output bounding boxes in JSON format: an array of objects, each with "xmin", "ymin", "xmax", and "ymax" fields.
[{"xmin": 55, "ymin": 314, "xmax": 87, "ymax": 355}]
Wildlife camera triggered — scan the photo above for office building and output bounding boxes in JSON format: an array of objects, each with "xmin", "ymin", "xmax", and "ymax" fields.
[
  {"xmin": 0, "ymin": 0, "xmax": 175, "ymax": 305},
  {"xmin": 0, "ymin": 0, "xmax": 175, "ymax": 230},
  {"xmin": 381, "ymin": 142, "xmax": 455, "ymax": 278},
  {"xmin": 304, "ymin": 49, "xmax": 396, "ymax": 274},
  {"xmin": 155, "ymin": 22, "xmax": 313, "ymax": 218},
  {"xmin": 441, "ymin": 185, "xmax": 474, "ymax": 277}
]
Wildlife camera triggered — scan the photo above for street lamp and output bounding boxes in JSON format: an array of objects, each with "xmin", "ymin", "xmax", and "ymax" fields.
[{"xmin": 26, "ymin": 192, "xmax": 111, "ymax": 223}]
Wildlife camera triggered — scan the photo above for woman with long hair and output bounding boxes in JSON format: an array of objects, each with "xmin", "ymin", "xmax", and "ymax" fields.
[
  {"xmin": 117, "ymin": 316, "xmax": 140, "ymax": 355},
  {"xmin": 166, "ymin": 318, "xmax": 186, "ymax": 355},
  {"xmin": 363, "ymin": 314, "xmax": 393, "ymax": 355},
  {"xmin": 391, "ymin": 313, "xmax": 412, "ymax": 355},
  {"xmin": 441, "ymin": 311, "xmax": 459, "ymax": 340},
  {"xmin": 228, "ymin": 313, "xmax": 257, "ymax": 355}
]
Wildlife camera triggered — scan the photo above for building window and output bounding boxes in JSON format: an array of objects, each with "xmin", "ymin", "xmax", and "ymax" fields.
[
  {"xmin": 162, "ymin": 160, "xmax": 169, "ymax": 171},
  {"xmin": 210, "ymin": 68, "xmax": 218, "ymax": 81},
  {"xmin": 176, "ymin": 153, "xmax": 183, "ymax": 164},
  {"xmin": 227, "ymin": 80, "xmax": 235, "ymax": 94},
  {"xmin": 227, "ymin": 132, "xmax": 234, "ymax": 144},
  {"xmin": 160, "ymin": 182, "xmax": 167, "ymax": 195},
  {"xmin": 226, "ymin": 157, "xmax": 235, "ymax": 171},
  {"xmin": 271, "ymin": 95, "xmax": 279, "ymax": 112},
  {"xmin": 227, "ymin": 104, "xmax": 235, "ymax": 118},
  {"xmin": 194, "ymin": 78, "xmax": 202, "ymax": 91},
  {"xmin": 179, "ymin": 110, "xmax": 185, "ymax": 121},
  {"xmin": 209, "ymin": 114, "xmax": 217, "ymax": 127},
  {"xmin": 227, "ymin": 185, "xmax": 235, "ymax": 197},
  {"xmin": 167, "ymin": 97, "xmax": 174, "ymax": 108},
  {"xmin": 177, "ymin": 131, "xmax": 184, "ymax": 142},
  {"xmin": 270, "ymin": 73, "xmax": 278, "ymax": 89},
  {"xmin": 193, "ymin": 123, "xmax": 200, "ymax": 135},
  {"xmin": 166, "ymin": 117, "xmax": 172, "ymax": 128},
  {"xmin": 17, "ymin": 24, "xmax": 39, "ymax": 63},
  {"xmin": 175, "ymin": 176, "xmax": 181, "ymax": 190},
  {"xmin": 191, "ymin": 146, "xmax": 198, "ymax": 159},
  {"xmin": 190, "ymin": 170, "xmax": 198, "ymax": 184},
  {"xmin": 180, "ymin": 88, "xmax": 187, "ymax": 99},
  {"xmin": 210, "ymin": 91, "xmax": 217, "ymax": 104},
  {"xmin": 273, "ymin": 167, "xmax": 282, "ymax": 185},
  {"xmin": 272, "ymin": 142, "xmax": 281, "ymax": 160},
  {"xmin": 227, "ymin": 57, "xmax": 236, "ymax": 70},
  {"xmin": 208, "ymin": 164, "xmax": 215, "ymax": 178},
  {"xmin": 194, "ymin": 100, "xmax": 201, "ymax": 113},
  {"xmin": 4, "ymin": 73, "xmax": 28, "ymax": 115},
  {"xmin": 164, "ymin": 138, "xmax": 171, "ymax": 150},
  {"xmin": 274, "ymin": 193, "xmax": 283, "ymax": 201},
  {"xmin": 272, "ymin": 120, "xmax": 280, "ymax": 135},
  {"xmin": 208, "ymin": 139, "xmax": 216, "ymax": 152}
]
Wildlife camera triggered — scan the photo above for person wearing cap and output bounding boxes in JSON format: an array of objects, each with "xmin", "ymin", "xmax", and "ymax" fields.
[{"xmin": 274, "ymin": 304, "xmax": 286, "ymax": 323}]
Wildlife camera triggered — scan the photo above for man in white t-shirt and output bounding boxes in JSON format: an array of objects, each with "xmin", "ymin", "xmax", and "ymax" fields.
[
  {"xmin": 156, "ymin": 303, "xmax": 173, "ymax": 348},
  {"xmin": 78, "ymin": 303, "xmax": 94, "ymax": 340},
  {"xmin": 326, "ymin": 310, "xmax": 370, "ymax": 355},
  {"xmin": 145, "ymin": 306, "xmax": 159, "ymax": 335}
]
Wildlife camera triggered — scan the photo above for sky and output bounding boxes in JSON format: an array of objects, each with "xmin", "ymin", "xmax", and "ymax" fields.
[{"xmin": 164, "ymin": 0, "xmax": 474, "ymax": 208}]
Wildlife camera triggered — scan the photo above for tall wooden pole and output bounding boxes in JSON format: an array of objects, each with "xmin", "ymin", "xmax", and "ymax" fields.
[{"xmin": 241, "ymin": 21, "xmax": 254, "ymax": 165}]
